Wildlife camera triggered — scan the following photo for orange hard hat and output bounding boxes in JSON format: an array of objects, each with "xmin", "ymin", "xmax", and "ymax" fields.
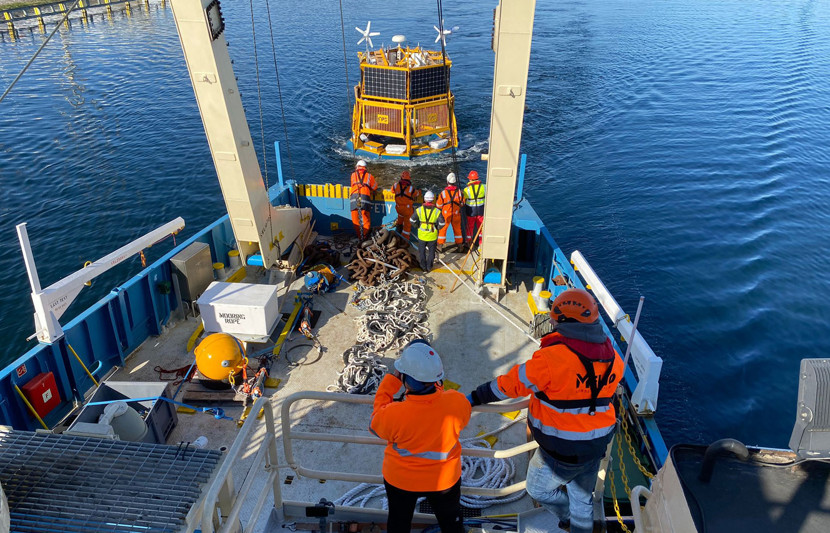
[
  {"xmin": 550, "ymin": 288, "xmax": 599, "ymax": 324},
  {"xmin": 401, "ymin": 171, "xmax": 411, "ymax": 181},
  {"xmin": 467, "ymin": 170, "xmax": 479, "ymax": 181}
]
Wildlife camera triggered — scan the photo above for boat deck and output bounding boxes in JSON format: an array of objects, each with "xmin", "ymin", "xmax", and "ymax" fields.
[{"xmin": 109, "ymin": 248, "xmax": 556, "ymax": 530}]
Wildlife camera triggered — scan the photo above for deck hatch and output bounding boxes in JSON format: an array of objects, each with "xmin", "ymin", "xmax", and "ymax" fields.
[{"xmin": 0, "ymin": 429, "xmax": 221, "ymax": 532}]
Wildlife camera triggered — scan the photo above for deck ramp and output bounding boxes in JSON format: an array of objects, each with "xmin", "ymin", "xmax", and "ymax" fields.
[{"xmin": 0, "ymin": 428, "xmax": 221, "ymax": 532}]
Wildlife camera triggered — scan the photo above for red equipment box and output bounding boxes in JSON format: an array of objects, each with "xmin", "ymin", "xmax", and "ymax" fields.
[{"xmin": 21, "ymin": 372, "xmax": 61, "ymax": 419}]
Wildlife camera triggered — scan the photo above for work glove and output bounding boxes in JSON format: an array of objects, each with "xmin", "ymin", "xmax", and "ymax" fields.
[{"xmin": 466, "ymin": 391, "xmax": 481, "ymax": 407}]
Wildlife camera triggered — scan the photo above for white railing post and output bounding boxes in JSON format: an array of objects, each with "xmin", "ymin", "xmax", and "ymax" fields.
[{"xmin": 570, "ymin": 250, "xmax": 663, "ymax": 414}]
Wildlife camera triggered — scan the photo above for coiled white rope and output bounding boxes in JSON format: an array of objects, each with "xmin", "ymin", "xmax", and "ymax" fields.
[
  {"xmin": 334, "ymin": 417, "xmax": 529, "ymax": 510},
  {"xmin": 326, "ymin": 345, "xmax": 387, "ymax": 394}
]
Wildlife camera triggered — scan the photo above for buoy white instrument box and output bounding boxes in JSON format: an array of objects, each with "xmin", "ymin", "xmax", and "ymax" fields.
[{"xmin": 197, "ymin": 282, "xmax": 280, "ymax": 337}]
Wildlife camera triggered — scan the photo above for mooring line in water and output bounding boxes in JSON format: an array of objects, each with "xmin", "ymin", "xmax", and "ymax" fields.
[{"xmin": 0, "ymin": 0, "xmax": 81, "ymax": 104}]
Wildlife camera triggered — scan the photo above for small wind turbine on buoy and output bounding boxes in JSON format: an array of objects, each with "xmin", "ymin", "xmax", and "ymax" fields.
[
  {"xmin": 356, "ymin": 21, "xmax": 380, "ymax": 55},
  {"xmin": 433, "ymin": 19, "xmax": 458, "ymax": 46}
]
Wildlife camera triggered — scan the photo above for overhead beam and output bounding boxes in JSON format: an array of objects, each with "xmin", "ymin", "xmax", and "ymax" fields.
[
  {"xmin": 169, "ymin": 0, "xmax": 305, "ymax": 268},
  {"xmin": 481, "ymin": 0, "xmax": 536, "ymax": 286}
]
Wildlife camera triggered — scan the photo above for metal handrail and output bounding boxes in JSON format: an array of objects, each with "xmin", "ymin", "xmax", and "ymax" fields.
[
  {"xmin": 201, "ymin": 395, "xmax": 281, "ymax": 533},
  {"xmin": 281, "ymin": 390, "xmax": 536, "ymax": 498}
]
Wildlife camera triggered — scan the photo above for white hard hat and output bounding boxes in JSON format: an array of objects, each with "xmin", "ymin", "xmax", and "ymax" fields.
[
  {"xmin": 446, "ymin": 172, "xmax": 457, "ymax": 184},
  {"xmin": 424, "ymin": 190, "xmax": 436, "ymax": 202},
  {"xmin": 394, "ymin": 340, "xmax": 444, "ymax": 382},
  {"xmin": 356, "ymin": 159, "xmax": 367, "ymax": 168}
]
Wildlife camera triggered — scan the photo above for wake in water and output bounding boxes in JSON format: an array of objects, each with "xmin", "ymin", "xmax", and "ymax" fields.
[{"xmin": 329, "ymin": 134, "xmax": 488, "ymax": 168}]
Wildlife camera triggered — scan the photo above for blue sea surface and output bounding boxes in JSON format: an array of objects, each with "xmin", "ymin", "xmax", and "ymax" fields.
[{"xmin": 1, "ymin": 0, "xmax": 830, "ymax": 448}]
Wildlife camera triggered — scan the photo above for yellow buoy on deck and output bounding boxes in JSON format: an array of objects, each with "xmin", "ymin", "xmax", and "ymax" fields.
[{"xmin": 195, "ymin": 333, "xmax": 246, "ymax": 382}]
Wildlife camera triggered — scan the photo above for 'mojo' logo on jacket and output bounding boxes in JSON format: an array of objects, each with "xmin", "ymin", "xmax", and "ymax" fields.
[{"xmin": 575, "ymin": 372, "xmax": 617, "ymax": 389}]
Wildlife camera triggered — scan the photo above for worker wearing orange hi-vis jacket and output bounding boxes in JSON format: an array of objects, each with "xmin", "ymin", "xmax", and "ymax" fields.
[
  {"xmin": 349, "ymin": 160, "xmax": 377, "ymax": 241},
  {"xmin": 467, "ymin": 288, "xmax": 624, "ymax": 533},
  {"xmin": 391, "ymin": 171, "xmax": 420, "ymax": 239},
  {"xmin": 370, "ymin": 340, "xmax": 471, "ymax": 533},
  {"xmin": 436, "ymin": 172, "xmax": 465, "ymax": 247}
]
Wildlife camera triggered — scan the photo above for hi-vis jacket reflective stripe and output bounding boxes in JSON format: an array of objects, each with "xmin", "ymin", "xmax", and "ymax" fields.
[
  {"xmin": 370, "ymin": 374, "xmax": 471, "ymax": 491},
  {"xmin": 463, "ymin": 182, "xmax": 485, "ymax": 207},
  {"xmin": 414, "ymin": 205, "xmax": 442, "ymax": 241},
  {"xmin": 477, "ymin": 331, "xmax": 622, "ymax": 460},
  {"xmin": 349, "ymin": 169, "xmax": 377, "ymax": 210}
]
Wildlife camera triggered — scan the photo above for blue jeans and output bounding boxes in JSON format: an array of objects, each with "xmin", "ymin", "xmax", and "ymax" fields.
[{"xmin": 525, "ymin": 448, "xmax": 601, "ymax": 533}]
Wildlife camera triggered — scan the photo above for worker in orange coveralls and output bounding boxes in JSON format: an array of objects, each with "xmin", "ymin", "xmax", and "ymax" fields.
[
  {"xmin": 391, "ymin": 170, "xmax": 421, "ymax": 240},
  {"xmin": 436, "ymin": 172, "xmax": 465, "ymax": 249},
  {"xmin": 370, "ymin": 340, "xmax": 471, "ymax": 533},
  {"xmin": 349, "ymin": 159, "xmax": 377, "ymax": 241}
]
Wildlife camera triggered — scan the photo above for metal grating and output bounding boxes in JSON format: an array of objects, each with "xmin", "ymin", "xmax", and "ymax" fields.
[
  {"xmin": 0, "ymin": 429, "xmax": 222, "ymax": 532},
  {"xmin": 363, "ymin": 105, "xmax": 402, "ymax": 135},
  {"xmin": 414, "ymin": 103, "xmax": 449, "ymax": 134}
]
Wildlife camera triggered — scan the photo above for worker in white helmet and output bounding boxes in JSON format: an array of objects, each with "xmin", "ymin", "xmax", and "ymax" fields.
[
  {"xmin": 436, "ymin": 172, "xmax": 466, "ymax": 251},
  {"xmin": 370, "ymin": 340, "xmax": 471, "ymax": 533},
  {"xmin": 349, "ymin": 160, "xmax": 377, "ymax": 241},
  {"xmin": 409, "ymin": 190, "xmax": 445, "ymax": 272}
]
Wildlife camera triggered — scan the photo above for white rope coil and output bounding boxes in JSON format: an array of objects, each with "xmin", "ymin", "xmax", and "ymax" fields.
[
  {"xmin": 334, "ymin": 417, "xmax": 528, "ymax": 510},
  {"xmin": 326, "ymin": 345, "xmax": 387, "ymax": 394},
  {"xmin": 330, "ymin": 281, "xmax": 431, "ymax": 394}
]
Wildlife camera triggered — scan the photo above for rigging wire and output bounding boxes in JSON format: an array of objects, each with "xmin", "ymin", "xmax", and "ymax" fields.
[
  {"xmin": 436, "ymin": 0, "xmax": 459, "ymax": 174},
  {"xmin": 0, "ymin": 0, "xmax": 81, "ymax": 104},
  {"xmin": 249, "ymin": 0, "xmax": 277, "ymax": 250},
  {"xmin": 264, "ymin": 0, "xmax": 298, "ymax": 184},
  {"xmin": 337, "ymin": 0, "xmax": 355, "ymax": 154}
]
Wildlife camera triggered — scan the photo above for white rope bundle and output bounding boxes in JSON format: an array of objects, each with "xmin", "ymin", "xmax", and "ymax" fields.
[
  {"xmin": 354, "ymin": 281, "xmax": 430, "ymax": 352},
  {"xmin": 334, "ymin": 417, "xmax": 528, "ymax": 510},
  {"xmin": 326, "ymin": 345, "xmax": 387, "ymax": 394}
]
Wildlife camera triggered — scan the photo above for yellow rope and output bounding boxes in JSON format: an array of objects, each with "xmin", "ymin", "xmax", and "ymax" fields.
[{"xmin": 67, "ymin": 343, "xmax": 98, "ymax": 386}]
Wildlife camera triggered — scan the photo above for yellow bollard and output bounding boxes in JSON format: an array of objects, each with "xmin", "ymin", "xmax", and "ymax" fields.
[
  {"xmin": 3, "ymin": 12, "xmax": 15, "ymax": 42},
  {"xmin": 33, "ymin": 7, "xmax": 45, "ymax": 33}
]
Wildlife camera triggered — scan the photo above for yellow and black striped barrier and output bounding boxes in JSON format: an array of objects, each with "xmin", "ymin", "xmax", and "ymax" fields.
[{"xmin": 295, "ymin": 182, "xmax": 423, "ymax": 204}]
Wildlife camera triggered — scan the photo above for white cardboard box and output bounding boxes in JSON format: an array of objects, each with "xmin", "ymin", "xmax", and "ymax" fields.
[{"xmin": 197, "ymin": 282, "xmax": 280, "ymax": 337}]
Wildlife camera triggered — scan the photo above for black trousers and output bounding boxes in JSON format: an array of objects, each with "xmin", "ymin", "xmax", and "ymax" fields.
[
  {"xmin": 418, "ymin": 239, "xmax": 437, "ymax": 272},
  {"xmin": 384, "ymin": 478, "xmax": 464, "ymax": 533}
]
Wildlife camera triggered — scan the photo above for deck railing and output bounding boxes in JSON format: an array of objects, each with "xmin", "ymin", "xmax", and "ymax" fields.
[
  {"xmin": 280, "ymin": 391, "xmax": 536, "ymax": 498},
  {"xmin": 199, "ymin": 395, "xmax": 281, "ymax": 533}
]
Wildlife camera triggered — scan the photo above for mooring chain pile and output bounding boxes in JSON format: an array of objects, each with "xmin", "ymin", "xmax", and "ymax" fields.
[
  {"xmin": 346, "ymin": 228, "xmax": 419, "ymax": 286},
  {"xmin": 334, "ymin": 417, "xmax": 528, "ymax": 510},
  {"xmin": 326, "ymin": 345, "xmax": 387, "ymax": 394}
]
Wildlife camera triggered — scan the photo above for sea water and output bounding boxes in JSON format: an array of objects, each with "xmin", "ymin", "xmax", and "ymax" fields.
[{"xmin": 1, "ymin": 0, "xmax": 829, "ymax": 448}]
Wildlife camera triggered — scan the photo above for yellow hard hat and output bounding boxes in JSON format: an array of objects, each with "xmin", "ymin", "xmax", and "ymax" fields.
[{"xmin": 195, "ymin": 333, "xmax": 245, "ymax": 381}]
